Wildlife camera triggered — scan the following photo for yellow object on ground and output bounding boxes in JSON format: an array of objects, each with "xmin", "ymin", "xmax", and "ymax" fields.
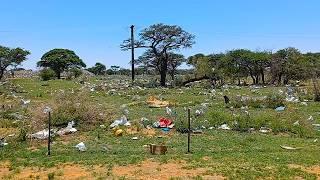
[
  {"xmin": 114, "ymin": 129, "xmax": 124, "ymax": 136},
  {"xmin": 146, "ymin": 96, "xmax": 170, "ymax": 108}
]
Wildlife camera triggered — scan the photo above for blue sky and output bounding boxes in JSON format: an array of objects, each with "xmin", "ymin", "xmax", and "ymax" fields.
[{"xmin": 1, "ymin": 0, "xmax": 320, "ymax": 69}]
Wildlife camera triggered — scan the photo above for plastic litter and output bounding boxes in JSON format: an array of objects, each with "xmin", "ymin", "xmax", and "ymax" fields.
[
  {"xmin": 57, "ymin": 121, "xmax": 77, "ymax": 136},
  {"xmin": 159, "ymin": 117, "xmax": 173, "ymax": 128},
  {"xmin": 110, "ymin": 116, "xmax": 131, "ymax": 128},
  {"xmin": 166, "ymin": 107, "xmax": 172, "ymax": 115},
  {"xmin": 280, "ymin": 145, "xmax": 301, "ymax": 150},
  {"xmin": 75, "ymin": 142, "xmax": 87, "ymax": 152},
  {"xmin": 29, "ymin": 129, "xmax": 51, "ymax": 140},
  {"xmin": 275, "ymin": 106, "xmax": 285, "ymax": 111},
  {"xmin": 218, "ymin": 124, "xmax": 231, "ymax": 130},
  {"xmin": 114, "ymin": 129, "xmax": 124, "ymax": 136},
  {"xmin": 0, "ymin": 138, "xmax": 8, "ymax": 147},
  {"xmin": 259, "ymin": 127, "xmax": 272, "ymax": 133}
]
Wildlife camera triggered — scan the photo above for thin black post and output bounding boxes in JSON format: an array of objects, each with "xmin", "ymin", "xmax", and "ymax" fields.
[
  {"xmin": 187, "ymin": 108, "xmax": 191, "ymax": 153},
  {"xmin": 130, "ymin": 25, "xmax": 135, "ymax": 85},
  {"xmin": 48, "ymin": 111, "xmax": 51, "ymax": 156}
]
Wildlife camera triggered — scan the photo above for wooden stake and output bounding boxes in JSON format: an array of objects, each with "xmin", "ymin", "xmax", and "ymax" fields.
[
  {"xmin": 187, "ymin": 108, "xmax": 191, "ymax": 153},
  {"xmin": 48, "ymin": 111, "xmax": 51, "ymax": 156}
]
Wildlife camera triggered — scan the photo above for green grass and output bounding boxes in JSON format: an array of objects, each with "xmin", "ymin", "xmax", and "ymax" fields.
[{"xmin": 0, "ymin": 77, "xmax": 320, "ymax": 179}]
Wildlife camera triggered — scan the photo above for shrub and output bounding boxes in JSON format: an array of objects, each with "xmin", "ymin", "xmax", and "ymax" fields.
[
  {"xmin": 265, "ymin": 94, "xmax": 285, "ymax": 108},
  {"xmin": 49, "ymin": 92, "xmax": 115, "ymax": 130},
  {"xmin": 39, "ymin": 68, "xmax": 56, "ymax": 81}
]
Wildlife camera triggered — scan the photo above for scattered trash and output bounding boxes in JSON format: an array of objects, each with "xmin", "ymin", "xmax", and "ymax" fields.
[
  {"xmin": 308, "ymin": 116, "xmax": 314, "ymax": 122},
  {"xmin": 159, "ymin": 118, "xmax": 173, "ymax": 128},
  {"xmin": 114, "ymin": 129, "xmax": 124, "ymax": 137},
  {"xmin": 259, "ymin": 127, "xmax": 272, "ymax": 133},
  {"xmin": 301, "ymin": 102, "xmax": 308, "ymax": 106},
  {"xmin": 285, "ymin": 96, "xmax": 299, "ymax": 103},
  {"xmin": 166, "ymin": 107, "xmax": 172, "ymax": 115},
  {"xmin": 75, "ymin": 142, "xmax": 87, "ymax": 152},
  {"xmin": 147, "ymin": 96, "xmax": 170, "ymax": 108},
  {"xmin": 192, "ymin": 129, "xmax": 203, "ymax": 134},
  {"xmin": 43, "ymin": 106, "xmax": 52, "ymax": 114},
  {"xmin": 275, "ymin": 106, "xmax": 286, "ymax": 111},
  {"xmin": 314, "ymin": 139, "xmax": 318, "ymax": 143},
  {"xmin": 177, "ymin": 127, "xmax": 189, "ymax": 134},
  {"xmin": 57, "ymin": 121, "xmax": 77, "ymax": 136},
  {"xmin": 110, "ymin": 116, "xmax": 131, "ymax": 128},
  {"xmin": 218, "ymin": 124, "xmax": 231, "ymax": 130},
  {"xmin": 29, "ymin": 129, "xmax": 52, "ymax": 140},
  {"xmin": 149, "ymin": 144, "xmax": 167, "ymax": 155},
  {"xmin": 132, "ymin": 137, "xmax": 138, "ymax": 140},
  {"xmin": 195, "ymin": 109, "xmax": 204, "ymax": 116},
  {"xmin": 161, "ymin": 128, "xmax": 170, "ymax": 132},
  {"xmin": 21, "ymin": 99, "xmax": 31, "ymax": 106},
  {"xmin": 280, "ymin": 145, "xmax": 302, "ymax": 150},
  {"xmin": 0, "ymin": 138, "xmax": 8, "ymax": 147},
  {"xmin": 293, "ymin": 121, "xmax": 299, "ymax": 126}
]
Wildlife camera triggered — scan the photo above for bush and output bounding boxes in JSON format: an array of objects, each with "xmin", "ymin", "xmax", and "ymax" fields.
[
  {"xmin": 39, "ymin": 68, "xmax": 56, "ymax": 81},
  {"xmin": 49, "ymin": 91, "xmax": 115, "ymax": 130},
  {"xmin": 265, "ymin": 94, "xmax": 285, "ymax": 108}
]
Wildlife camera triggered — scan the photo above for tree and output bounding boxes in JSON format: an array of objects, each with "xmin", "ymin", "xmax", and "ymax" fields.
[
  {"xmin": 303, "ymin": 53, "xmax": 320, "ymax": 101},
  {"xmin": 167, "ymin": 53, "xmax": 185, "ymax": 80},
  {"xmin": 121, "ymin": 23, "xmax": 195, "ymax": 86},
  {"xmin": 223, "ymin": 49, "xmax": 251, "ymax": 85},
  {"xmin": 0, "ymin": 46, "xmax": 30, "ymax": 80},
  {"xmin": 270, "ymin": 47, "xmax": 301, "ymax": 85},
  {"xmin": 136, "ymin": 50, "xmax": 185, "ymax": 80},
  {"xmin": 87, "ymin": 62, "xmax": 106, "ymax": 75},
  {"xmin": 37, "ymin": 49, "xmax": 86, "ymax": 79}
]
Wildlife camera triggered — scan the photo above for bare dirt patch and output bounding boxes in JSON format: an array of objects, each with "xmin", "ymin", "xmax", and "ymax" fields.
[
  {"xmin": 0, "ymin": 161, "xmax": 11, "ymax": 179},
  {"xmin": 0, "ymin": 163, "xmax": 107, "ymax": 180},
  {"xmin": 112, "ymin": 159, "xmax": 225, "ymax": 180},
  {"xmin": 289, "ymin": 164, "xmax": 320, "ymax": 178}
]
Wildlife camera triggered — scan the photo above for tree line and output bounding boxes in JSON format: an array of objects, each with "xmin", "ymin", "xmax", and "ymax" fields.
[{"xmin": 0, "ymin": 23, "xmax": 319, "ymax": 91}]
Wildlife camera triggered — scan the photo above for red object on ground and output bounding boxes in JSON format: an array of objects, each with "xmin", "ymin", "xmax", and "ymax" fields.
[{"xmin": 159, "ymin": 117, "xmax": 172, "ymax": 128}]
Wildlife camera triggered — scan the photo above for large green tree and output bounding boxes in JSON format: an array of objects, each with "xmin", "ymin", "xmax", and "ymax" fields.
[
  {"xmin": 37, "ymin": 49, "xmax": 86, "ymax": 79},
  {"xmin": 270, "ymin": 47, "xmax": 301, "ymax": 85},
  {"xmin": 121, "ymin": 23, "xmax": 195, "ymax": 86},
  {"xmin": 0, "ymin": 46, "xmax": 30, "ymax": 80},
  {"xmin": 302, "ymin": 53, "xmax": 320, "ymax": 101},
  {"xmin": 87, "ymin": 62, "xmax": 106, "ymax": 75}
]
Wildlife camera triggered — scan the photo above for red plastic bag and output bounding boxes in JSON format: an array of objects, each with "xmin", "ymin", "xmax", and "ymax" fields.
[{"xmin": 159, "ymin": 117, "xmax": 172, "ymax": 128}]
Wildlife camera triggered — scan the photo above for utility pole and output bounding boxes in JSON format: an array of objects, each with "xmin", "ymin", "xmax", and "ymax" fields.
[{"xmin": 130, "ymin": 25, "xmax": 135, "ymax": 84}]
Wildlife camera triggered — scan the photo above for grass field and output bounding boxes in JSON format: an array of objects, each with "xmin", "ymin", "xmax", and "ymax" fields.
[{"xmin": 0, "ymin": 77, "xmax": 320, "ymax": 179}]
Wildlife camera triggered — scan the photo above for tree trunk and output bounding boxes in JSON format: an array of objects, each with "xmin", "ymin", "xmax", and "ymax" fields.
[
  {"xmin": 250, "ymin": 74, "xmax": 256, "ymax": 85},
  {"xmin": 57, "ymin": 72, "xmax": 61, "ymax": 79},
  {"xmin": 277, "ymin": 73, "xmax": 282, "ymax": 85},
  {"xmin": 255, "ymin": 75, "xmax": 259, "ymax": 84},
  {"xmin": 170, "ymin": 73, "xmax": 175, "ymax": 81},
  {"xmin": 0, "ymin": 69, "xmax": 4, "ymax": 81},
  {"xmin": 261, "ymin": 69, "xmax": 265, "ymax": 84},
  {"xmin": 160, "ymin": 59, "xmax": 168, "ymax": 87}
]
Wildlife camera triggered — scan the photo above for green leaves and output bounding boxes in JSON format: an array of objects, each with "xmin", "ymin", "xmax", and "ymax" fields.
[
  {"xmin": 0, "ymin": 45, "xmax": 30, "ymax": 80},
  {"xmin": 37, "ymin": 49, "xmax": 86, "ymax": 79}
]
